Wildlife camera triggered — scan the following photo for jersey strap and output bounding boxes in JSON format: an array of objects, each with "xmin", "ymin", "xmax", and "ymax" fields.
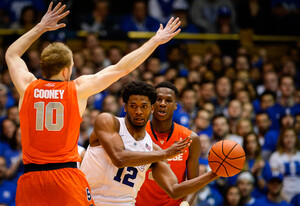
[{"xmin": 150, "ymin": 121, "xmax": 174, "ymax": 142}]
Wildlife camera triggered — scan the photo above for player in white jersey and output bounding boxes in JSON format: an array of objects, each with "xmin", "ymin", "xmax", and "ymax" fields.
[{"xmin": 80, "ymin": 81, "xmax": 219, "ymax": 206}]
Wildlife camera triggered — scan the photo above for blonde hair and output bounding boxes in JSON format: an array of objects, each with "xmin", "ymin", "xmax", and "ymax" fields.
[{"xmin": 40, "ymin": 42, "xmax": 72, "ymax": 78}]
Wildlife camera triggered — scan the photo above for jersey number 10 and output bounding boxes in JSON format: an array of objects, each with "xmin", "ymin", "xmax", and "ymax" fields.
[{"xmin": 34, "ymin": 102, "xmax": 64, "ymax": 131}]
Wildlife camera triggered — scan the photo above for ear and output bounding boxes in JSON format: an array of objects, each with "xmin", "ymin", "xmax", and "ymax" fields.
[
  {"xmin": 151, "ymin": 104, "xmax": 154, "ymax": 114},
  {"xmin": 62, "ymin": 67, "xmax": 68, "ymax": 78},
  {"xmin": 124, "ymin": 104, "xmax": 127, "ymax": 112},
  {"xmin": 174, "ymin": 102, "xmax": 177, "ymax": 111}
]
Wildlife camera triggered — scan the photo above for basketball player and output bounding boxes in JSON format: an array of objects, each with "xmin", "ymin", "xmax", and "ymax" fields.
[
  {"xmin": 80, "ymin": 81, "xmax": 218, "ymax": 206},
  {"xmin": 5, "ymin": 2, "xmax": 181, "ymax": 205},
  {"xmin": 136, "ymin": 81, "xmax": 201, "ymax": 206}
]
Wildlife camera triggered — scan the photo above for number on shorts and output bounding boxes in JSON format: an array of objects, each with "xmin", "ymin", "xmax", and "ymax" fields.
[
  {"xmin": 113, "ymin": 167, "xmax": 138, "ymax": 187},
  {"xmin": 34, "ymin": 102, "xmax": 64, "ymax": 131}
]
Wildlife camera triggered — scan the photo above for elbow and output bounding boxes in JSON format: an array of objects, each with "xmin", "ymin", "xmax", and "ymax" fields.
[
  {"xmin": 166, "ymin": 186, "xmax": 182, "ymax": 199},
  {"xmin": 168, "ymin": 191, "xmax": 182, "ymax": 200},
  {"xmin": 111, "ymin": 157, "xmax": 126, "ymax": 168}
]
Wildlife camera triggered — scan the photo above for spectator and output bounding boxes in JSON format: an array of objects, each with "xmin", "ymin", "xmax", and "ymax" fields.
[
  {"xmin": 236, "ymin": 0, "xmax": 271, "ymax": 34},
  {"xmin": 216, "ymin": 5, "xmax": 238, "ymax": 34},
  {"xmin": 227, "ymin": 99, "xmax": 243, "ymax": 134},
  {"xmin": 213, "ymin": 76, "xmax": 232, "ymax": 116},
  {"xmin": 202, "ymin": 101, "xmax": 216, "ymax": 120},
  {"xmin": 101, "ymin": 94, "xmax": 120, "ymax": 116},
  {"xmin": 257, "ymin": 71, "xmax": 279, "ymax": 96},
  {"xmin": 270, "ymin": 127, "xmax": 300, "ymax": 202},
  {"xmin": 242, "ymin": 132, "xmax": 272, "ymax": 198},
  {"xmin": 107, "ymin": 45, "xmax": 123, "ymax": 65},
  {"xmin": 242, "ymin": 102, "xmax": 255, "ymax": 120},
  {"xmin": 223, "ymin": 185, "xmax": 243, "ymax": 206},
  {"xmin": 235, "ymin": 55, "xmax": 250, "ymax": 71},
  {"xmin": 237, "ymin": 171, "xmax": 256, "ymax": 206},
  {"xmin": 121, "ymin": 0, "xmax": 160, "ymax": 33},
  {"xmin": 198, "ymin": 134, "xmax": 212, "ymax": 165},
  {"xmin": 212, "ymin": 115, "xmax": 243, "ymax": 146},
  {"xmin": 199, "ymin": 80, "xmax": 215, "ymax": 106},
  {"xmin": 295, "ymin": 113, "xmax": 300, "ymax": 139},
  {"xmin": 189, "ymin": 0, "xmax": 236, "ymax": 33},
  {"xmin": 193, "ymin": 109, "xmax": 213, "ymax": 137},
  {"xmin": 0, "ymin": 155, "xmax": 16, "ymax": 206},
  {"xmin": 80, "ymin": 0, "xmax": 122, "ymax": 38},
  {"xmin": 254, "ymin": 172, "xmax": 290, "ymax": 206},
  {"xmin": 236, "ymin": 118, "xmax": 254, "ymax": 138},
  {"xmin": 10, "ymin": 5, "xmax": 38, "ymax": 30},
  {"xmin": 193, "ymin": 164, "xmax": 223, "ymax": 206}
]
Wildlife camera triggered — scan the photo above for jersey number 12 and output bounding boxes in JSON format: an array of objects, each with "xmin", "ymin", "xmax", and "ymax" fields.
[{"xmin": 113, "ymin": 167, "xmax": 138, "ymax": 187}]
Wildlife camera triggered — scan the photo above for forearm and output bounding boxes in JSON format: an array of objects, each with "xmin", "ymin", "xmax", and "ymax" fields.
[
  {"xmin": 115, "ymin": 150, "xmax": 167, "ymax": 168},
  {"xmin": 169, "ymin": 172, "xmax": 218, "ymax": 199},
  {"xmin": 6, "ymin": 24, "xmax": 45, "ymax": 57}
]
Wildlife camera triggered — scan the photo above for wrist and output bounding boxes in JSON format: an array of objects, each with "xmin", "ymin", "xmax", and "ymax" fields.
[{"xmin": 150, "ymin": 36, "xmax": 161, "ymax": 46}]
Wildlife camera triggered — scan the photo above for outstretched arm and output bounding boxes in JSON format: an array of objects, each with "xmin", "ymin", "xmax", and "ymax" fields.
[
  {"xmin": 91, "ymin": 113, "xmax": 190, "ymax": 168},
  {"xmin": 75, "ymin": 17, "xmax": 181, "ymax": 99},
  {"xmin": 5, "ymin": 2, "xmax": 69, "ymax": 96},
  {"xmin": 152, "ymin": 161, "xmax": 219, "ymax": 199}
]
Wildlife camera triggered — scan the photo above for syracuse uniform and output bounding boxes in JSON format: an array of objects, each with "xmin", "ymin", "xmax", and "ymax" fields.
[
  {"xmin": 136, "ymin": 121, "xmax": 192, "ymax": 206},
  {"xmin": 16, "ymin": 79, "xmax": 94, "ymax": 205}
]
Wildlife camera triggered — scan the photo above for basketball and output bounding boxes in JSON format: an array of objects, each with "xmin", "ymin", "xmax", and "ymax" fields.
[{"xmin": 208, "ymin": 140, "xmax": 245, "ymax": 177}]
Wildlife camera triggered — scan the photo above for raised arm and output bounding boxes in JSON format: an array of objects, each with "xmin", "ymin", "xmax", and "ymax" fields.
[
  {"xmin": 152, "ymin": 161, "xmax": 219, "ymax": 200},
  {"xmin": 75, "ymin": 17, "xmax": 181, "ymax": 99},
  {"xmin": 91, "ymin": 113, "xmax": 190, "ymax": 168},
  {"xmin": 5, "ymin": 2, "xmax": 69, "ymax": 96}
]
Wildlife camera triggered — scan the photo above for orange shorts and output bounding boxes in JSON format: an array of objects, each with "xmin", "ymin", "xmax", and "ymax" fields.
[{"xmin": 16, "ymin": 167, "xmax": 94, "ymax": 206}]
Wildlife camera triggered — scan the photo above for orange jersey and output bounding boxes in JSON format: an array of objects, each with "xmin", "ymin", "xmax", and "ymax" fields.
[
  {"xmin": 136, "ymin": 121, "xmax": 192, "ymax": 206},
  {"xmin": 19, "ymin": 79, "xmax": 82, "ymax": 165}
]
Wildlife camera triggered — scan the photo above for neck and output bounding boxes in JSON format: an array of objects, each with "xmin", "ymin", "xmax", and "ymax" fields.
[
  {"xmin": 280, "ymin": 96, "xmax": 294, "ymax": 107},
  {"xmin": 151, "ymin": 117, "xmax": 173, "ymax": 133},
  {"xmin": 217, "ymin": 96, "xmax": 229, "ymax": 105},
  {"xmin": 284, "ymin": 148, "xmax": 295, "ymax": 155},
  {"xmin": 125, "ymin": 117, "xmax": 146, "ymax": 141},
  {"xmin": 267, "ymin": 193, "xmax": 282, "ymax": 203}
]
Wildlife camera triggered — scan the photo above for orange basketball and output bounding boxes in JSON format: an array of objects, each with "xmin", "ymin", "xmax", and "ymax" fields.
[{"xmin": 208, "ymin": 140, "xmax": 245, "ymax": 177}]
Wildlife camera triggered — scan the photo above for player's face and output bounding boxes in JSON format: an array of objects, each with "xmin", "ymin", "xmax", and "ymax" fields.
[
  {"xmin": 125, "ymin": 95, "xmax": 153, "ymax": 128},
  {"xmin": 153, "ymin": 87, "xmax": 177, "ymax": 121}
]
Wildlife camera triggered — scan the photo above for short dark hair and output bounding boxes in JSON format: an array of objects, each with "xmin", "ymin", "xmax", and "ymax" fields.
[
  {"xmin": 121, "ymin": 81, "xmax": 157, "ymax": 105},
  {"xmin": 212, "ymin": 114, "xmax": 229, "ymax": 125},
  {"xmin": 259, "ymin": 90, "xmax": 277, "ymax": 101},
  {"xmin": 155, "ymin": 81, "xmax": 179, "ymax": 98}
]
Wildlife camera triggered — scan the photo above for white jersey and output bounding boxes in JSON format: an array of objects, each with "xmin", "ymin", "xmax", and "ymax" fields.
[
  {"xmin": 269, "ymin": 151, "xmax": 300, "ymax": 202},
  {"xmin": 80, "ymin": 117, "xmax": 153, "ymax": 206}
]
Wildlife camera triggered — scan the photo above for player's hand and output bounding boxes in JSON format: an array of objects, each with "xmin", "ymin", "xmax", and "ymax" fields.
[
  {"xmin": 153, "ymin": 17, "xmax": 181, "ymax": 45},
  {"xmin": 39, "ymin": 2, "xmax": 70, "ymax": 32},
  {"xmin": 163, "ymin": 137, "xmax": 192, "ymax": 159}
]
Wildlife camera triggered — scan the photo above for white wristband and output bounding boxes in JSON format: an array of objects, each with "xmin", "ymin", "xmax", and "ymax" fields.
[{"xmin": 180, "ymin": 201, "xmax": 190, "ymax": 206}]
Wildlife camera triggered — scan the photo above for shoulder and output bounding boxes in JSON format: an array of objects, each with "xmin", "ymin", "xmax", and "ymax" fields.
[
  {"xmin": 94, "ymin": 113, "xmax": 119, "ymax": 129},
  {"xmin": 174, "ymin": 123, "xmax": 192, "ymax": 137}
]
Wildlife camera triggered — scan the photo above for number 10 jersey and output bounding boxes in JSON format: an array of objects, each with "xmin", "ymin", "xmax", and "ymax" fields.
[
  {"xmin": 80, "ymin": 117, "xmax": 153, "ymax": 206},
  {"xmin": 20, "ymin": 79, "xmax": 82, "ymax": 165}
]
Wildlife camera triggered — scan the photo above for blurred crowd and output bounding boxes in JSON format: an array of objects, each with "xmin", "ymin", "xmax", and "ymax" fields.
[{"xmin": 1, "ymin": 0, "xmax": 300, "ymax": 206}]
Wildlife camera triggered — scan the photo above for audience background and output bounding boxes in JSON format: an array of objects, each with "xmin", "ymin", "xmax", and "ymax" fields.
[{"xmin": 0, "ymin": 0, "xmax": 300, "ymax": 205}]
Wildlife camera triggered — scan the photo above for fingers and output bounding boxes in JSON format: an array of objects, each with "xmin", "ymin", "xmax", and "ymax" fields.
[
  {"xmin": 166, "ymin": 17, "xmax": 175, "ymax": 27},
  {"xmin": 55, "ymin": 4, "xmax": 67, "ymax": 15},
  {"xmin": 52, "ymin": 2, "xmax": 62, "ymax": 13},
  {"xmin": 47, "ymin": 2, "xmax": 53, "ymax": 13},
  {"xmin": 58, "ymin": 10, "xmax": 70, "ymax": 19}
]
